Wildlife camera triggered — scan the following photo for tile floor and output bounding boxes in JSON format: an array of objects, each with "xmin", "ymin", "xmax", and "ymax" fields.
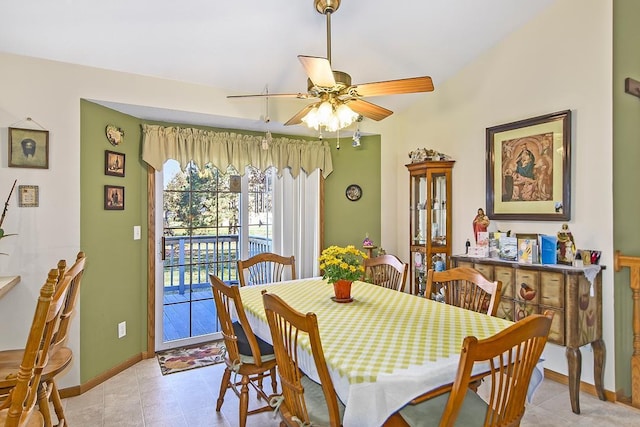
[{"xmin": 60, "ymin": 357, "xmax": 640, "ymax": 426}]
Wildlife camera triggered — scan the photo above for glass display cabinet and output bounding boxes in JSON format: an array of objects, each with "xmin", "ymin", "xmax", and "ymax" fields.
[{"xmin": 406, "ymin": 160, "xmax": 455, "ymax": 295}]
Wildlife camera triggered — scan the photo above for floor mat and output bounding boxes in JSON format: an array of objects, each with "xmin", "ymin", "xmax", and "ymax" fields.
[{"xmin": 156, "ymin": 340, "xmax": 226, "ymax": 375}]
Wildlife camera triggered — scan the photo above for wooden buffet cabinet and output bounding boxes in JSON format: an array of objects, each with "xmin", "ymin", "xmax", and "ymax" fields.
[{"xmin": 451, "ymin": 255, "xmax": 606, "ymax": 414}]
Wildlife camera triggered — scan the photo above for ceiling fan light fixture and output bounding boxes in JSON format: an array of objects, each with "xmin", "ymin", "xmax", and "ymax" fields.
[
  {"xmin": 301, "ymin": 106, "xmax": 320, "ymax": 130},
  {"xmin": 336, "ymin": 102, "xmax": 359, "ymax": 128},
  {"xmin": 301, "ymin": 98, "xmax": 358, "ymax": 132},
  {"xmin": 317, "ymin": 100, "xmax": 333, "ymax": 123}
]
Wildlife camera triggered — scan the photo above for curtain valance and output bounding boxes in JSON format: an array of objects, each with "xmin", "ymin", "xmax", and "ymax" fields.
[{"xmin": 141, "ymin": 124, "xmax": 333, "ymax": 178}]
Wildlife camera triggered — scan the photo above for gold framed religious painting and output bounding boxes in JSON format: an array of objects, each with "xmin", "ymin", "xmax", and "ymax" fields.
[
  {"xmin": 8, "ymin": 127, "xmax": 49, "ymax": 169},
  {"xmin": 486, "ymin": 110, "xmax": 571, "ymax": 221}
]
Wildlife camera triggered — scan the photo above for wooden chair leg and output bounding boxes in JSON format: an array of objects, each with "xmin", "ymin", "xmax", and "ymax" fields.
[
  {"xmin": 49, "ymin": 380, "xmax": 67, "ymax": 427},
  {"xmin": 239, "ymin": 375, "xmax": 250, "ymax": 427},
  {"xmin": 216, "ymin": 367, "xmax": 232, "ymax": 411},
  {"xmin": 37, "ymin": 382, "xmax": 54, "ymax": 427}
]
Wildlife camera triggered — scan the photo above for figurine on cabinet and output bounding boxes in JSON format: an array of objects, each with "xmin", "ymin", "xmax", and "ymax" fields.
[
  {"xmin": 472, "ymin": 208, "xmax": 490, "ymax": 243},
  {"xmin": 557, "ymin": 223, "xmax": 576, "ymax": 265}
]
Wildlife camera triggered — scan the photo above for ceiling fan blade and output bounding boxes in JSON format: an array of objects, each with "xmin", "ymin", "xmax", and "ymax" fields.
[
  {"xmin": 227, "ymin": 93, "xmax": 313, "ymax": 99},
  {"xmin": 298, "ymin": 55, "xmax": 336, "ymax": 88},
  {"xmin": 352, "ymin": 76, "xmax": 434, "ymax": 97},
  {"xmin": 347, "ymin": 99, "xmax": 393, "ymax": 121},
  {"xmin": 284, "ymin": 104, "xmax": 318, "ymax": 126}
]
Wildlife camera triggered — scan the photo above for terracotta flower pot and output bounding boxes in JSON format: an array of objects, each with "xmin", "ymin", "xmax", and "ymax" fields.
[{"xmin": 333, "ymin": 279, "xmax": 353, "ymax": 300}]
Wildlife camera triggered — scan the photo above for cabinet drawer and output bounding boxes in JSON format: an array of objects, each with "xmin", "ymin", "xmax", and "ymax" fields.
[
  {"xmin": 515, "ymin": 269, "xmax": 539, "ymax": 304},
  {"xmin": 514, "ymin": 301, "xmax": 538, "ymax": 322},
  {"xmin": 541, "ymin": 306, "xmax": 565, "ymax": 345},
  {"xmin": 456, "ymin": 261, "xmax": 473, "ymax": 269},
  {"xmin": 494, "ymin": 266, "xmax": 514, "ymax": 299},
  {"xmin": 497, "ymin": 298, "xmax": 515, "ymax": 321},
  {"xmin": 540, "ymin": 272, "xmax": 564, "ymax": 308},
  {"xmin": 473, "ymin": 263, "xmax": 494, "ymax": 280}
]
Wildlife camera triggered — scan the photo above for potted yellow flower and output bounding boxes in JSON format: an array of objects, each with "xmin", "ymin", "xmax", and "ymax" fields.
[{"xmin": 318, "ymin": 245, "xmax": 368, "ymax": 300}]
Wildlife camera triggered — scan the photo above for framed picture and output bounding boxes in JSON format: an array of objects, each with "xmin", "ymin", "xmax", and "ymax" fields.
[
  {"xmin": 105, "ymin": 150, "xmax": 125, "ymax": 177},
  {"xmin": 8, "ymin": 127, "xmax": 49, "ymax": 169},
  {"xmin": 104, "ymin": 185, "xmax": 125, "ymax": 210},
  {"xmin": 18, "ymin": 185, "xmax": 39, "ymax": 207},
  {"xmin": 486, "ymin": 110, "xmax": 571, "ymax": 221}
]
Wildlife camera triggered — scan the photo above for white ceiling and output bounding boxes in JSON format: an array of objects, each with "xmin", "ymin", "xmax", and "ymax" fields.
[{"xmin": 0, "ymin": 0, "xmax": 557, "ymax": 136}]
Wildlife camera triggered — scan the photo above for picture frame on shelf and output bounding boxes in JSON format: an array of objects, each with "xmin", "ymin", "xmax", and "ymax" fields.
[
  {"xmin": 18, "ymin": 185, "xmax": 39, "ymax": 207},
  {"xmin": 486, "ymin": 110, "xmax": 571, "ymax": 221},
  {"xmin": 8, "ymin": 127, "xmax": 49, "ymax": 169},
  {"xmin": 104, "ymin": 150, "xmax": 125, "ymax": 177},
  {"xmin": 104, "ymin": 185, "xmax": 125, "ymax": 210}
]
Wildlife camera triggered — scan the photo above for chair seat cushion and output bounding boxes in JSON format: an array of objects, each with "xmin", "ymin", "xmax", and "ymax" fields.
[
  {"xmin": 399, "ymin": 389, "xmax": 488, "ymax": 427},
  {"xmin": 301, "ymin": 375, "xmax": 345, "ymax": 425},
  {"xmin": 232, "ymin": 321, "xmax": 274, "ymax": 358}
]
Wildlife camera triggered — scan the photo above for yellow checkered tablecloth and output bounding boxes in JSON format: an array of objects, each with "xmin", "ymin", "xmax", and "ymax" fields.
[{"xmin": 239, "ymin": 278, "xmax": 513, "ymax": 427}]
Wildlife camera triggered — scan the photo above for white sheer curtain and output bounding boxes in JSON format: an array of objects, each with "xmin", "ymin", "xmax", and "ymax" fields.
[{"xmin": 272, "ymin": 168, "xmax": 321, "ymax": 279}]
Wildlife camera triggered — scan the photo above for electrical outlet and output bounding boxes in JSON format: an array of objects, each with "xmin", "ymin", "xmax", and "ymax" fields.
[{"xmin": 118, "ymin": 321, "xmax": 126, "ymax": 338}]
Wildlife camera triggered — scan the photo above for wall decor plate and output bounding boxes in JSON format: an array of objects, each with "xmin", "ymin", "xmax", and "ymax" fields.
[
  {"xmin": 105, "ymin": 124, "xmax": 124, "ymax": 146},
  {"xmin": 345, "ymin": 184, "xmax": 362, "ymax": 201}
]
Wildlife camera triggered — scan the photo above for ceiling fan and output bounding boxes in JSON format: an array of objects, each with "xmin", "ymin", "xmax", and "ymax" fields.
[{"xmin": 227, "ymin": 0, "xmax": 434, "ymax": 131}]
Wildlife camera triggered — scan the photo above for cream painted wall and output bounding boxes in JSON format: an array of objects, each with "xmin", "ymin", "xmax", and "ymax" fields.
[{"xmin": 382, "ymin": 0, "xmax": 614, "ymax": 389}]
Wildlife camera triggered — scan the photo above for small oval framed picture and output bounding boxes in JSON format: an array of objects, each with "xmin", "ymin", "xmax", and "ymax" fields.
[{"xmin": 345, "ymin": 184, "xmax": 362, "ymax": 202}]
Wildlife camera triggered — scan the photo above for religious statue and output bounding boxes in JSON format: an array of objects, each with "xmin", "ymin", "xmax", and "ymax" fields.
[
  {"xmin": 557, "ymin": 223, "xmax": 576, "ymax": 265},
  {"xmin": 472, "ymin": 208, "xmax": 490, "ymax": 243}
]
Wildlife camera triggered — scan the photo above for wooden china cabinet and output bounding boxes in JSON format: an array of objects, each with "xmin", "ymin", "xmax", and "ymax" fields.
[{"xmin": 406, "ymin": 160, "xmax": 455, "ymax": 296}]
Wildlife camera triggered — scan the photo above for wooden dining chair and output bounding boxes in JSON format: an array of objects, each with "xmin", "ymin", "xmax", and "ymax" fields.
[
  {"xmin": 237, "ymin": 252, "xmax": 296, "ymax": 286},
  {"xmin": 0, "ymin": 251, "xmax": 86, "ymax": 427},
  {"xmin": 262, "ymin": 292, "xmax": 344, "ymax": 427},
  {"xmin": 363, "ymin": 254, "xmax": 409, "ymax": 292},
  {"xmin": 426, "ymin": 267, "xmax": 502, "ymax": 316},
  {"xmin": 0, "ymin": 268, "xmax": 71, "ymax": 427},
  {"xmin": 209, "ymin": 274, "xmax": 277, "ymax": 427},
  {"xmin": 396, "ymin": 311, "xmax": 554, "ymax": 427}
]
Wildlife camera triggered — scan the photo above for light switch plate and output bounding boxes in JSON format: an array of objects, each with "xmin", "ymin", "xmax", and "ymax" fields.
[{"xmin": 133, "ymin": 226, "xmax": 141, "ymax": 240}]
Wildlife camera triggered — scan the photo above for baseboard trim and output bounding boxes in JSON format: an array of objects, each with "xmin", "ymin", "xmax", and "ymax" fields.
[
  {"xmin": 544, "ymin": 368, "xmax": 618, "ymax": 403},
  {"xmin": 59, "ymin": 352, "xmax": 147, "ymax": 399}
]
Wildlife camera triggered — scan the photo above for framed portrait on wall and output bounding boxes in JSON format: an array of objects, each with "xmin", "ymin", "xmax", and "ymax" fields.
[
  {"xmin": 486, "ymin": 110, "xmax": 571, "ymax": 221},
  {"xmin": 8, "ymin": 127, "xmax": 49, "ymax": 169}
]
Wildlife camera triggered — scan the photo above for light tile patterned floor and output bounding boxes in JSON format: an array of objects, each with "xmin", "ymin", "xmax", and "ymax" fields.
[{"xmin": 60, "ymin": 357, "xmax": 640, "ymax": 426}]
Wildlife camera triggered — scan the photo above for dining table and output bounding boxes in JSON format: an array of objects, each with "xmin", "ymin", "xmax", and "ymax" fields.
[{"xmin": 238, "ymin": 277, "xmax": 513, "ymax": 427}]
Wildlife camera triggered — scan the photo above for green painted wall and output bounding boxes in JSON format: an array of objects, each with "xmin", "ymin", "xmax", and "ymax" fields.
[
  {"xmin": 613, "ymin": 0, "xmax": 640, "ymax": 397},
  {"xmin": 80, "ymin": 100, "xmax": 147, "ymax": 381},
  {"xmin": 80, "ymin": 100, "xmax": 382, "ymax": 381},
  {"xmin": 323, "ymin": 135, "xmax": 382, "ymax": 250}
]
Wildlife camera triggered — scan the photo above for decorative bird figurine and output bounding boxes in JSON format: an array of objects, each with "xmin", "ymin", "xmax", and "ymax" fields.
[{"xmin": 520, "ymin": 283, "xmax": 537, "ymax": 301}]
